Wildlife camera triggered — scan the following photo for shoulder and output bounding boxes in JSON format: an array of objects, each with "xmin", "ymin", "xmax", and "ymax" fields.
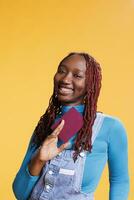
[
  {"xmin": 97, "ymin": 111, "xmax": 126, "ymax": 129},
  {"xmin": 97, "ymin": 112, "xmax": 128, "ymax": 144}
]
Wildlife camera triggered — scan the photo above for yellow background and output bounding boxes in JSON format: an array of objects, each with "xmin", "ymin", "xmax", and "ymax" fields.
[{"xmin": 0, "ymin": 0, "xmax": 133, "ymax": 199}]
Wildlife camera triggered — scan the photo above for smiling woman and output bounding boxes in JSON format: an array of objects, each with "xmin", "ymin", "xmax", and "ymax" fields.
[
  {"xmin": 12, "ymin": 52, "xmax": 129, "ymax": 200},
  {"xmin": 54, "ymin": 54, "xmax": 87, "ymax": 106}
]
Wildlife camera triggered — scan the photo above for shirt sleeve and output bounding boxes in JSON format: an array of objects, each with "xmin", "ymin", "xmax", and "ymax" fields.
[
  {"xmin": 12, "ymin": 133, "xmax": 40, "ymax": 200},
  {"xmin": 108, "ymin": 118, "xmax": 130, "ymax": 200}
]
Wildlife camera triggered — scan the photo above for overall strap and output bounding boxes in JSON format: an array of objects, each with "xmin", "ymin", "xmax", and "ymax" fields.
[{"xmin": 91, "ymin": 112, "xmax": 105, "ymax": 145}]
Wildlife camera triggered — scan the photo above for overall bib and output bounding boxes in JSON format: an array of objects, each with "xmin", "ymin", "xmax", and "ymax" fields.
[{"xmin": 29, "ymin": 113, "xmax": 104, "ymax": 200}]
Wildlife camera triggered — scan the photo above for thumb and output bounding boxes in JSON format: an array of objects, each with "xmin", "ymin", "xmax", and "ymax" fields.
[{"xmin": 58, "ymin": 141, "xmax": 70, "ymax": 153}]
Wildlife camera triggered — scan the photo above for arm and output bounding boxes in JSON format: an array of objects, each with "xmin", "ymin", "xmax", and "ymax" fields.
[
  {"xmin": 12, "ymin": 120, "xmax": 68, "ymax": 200},
  {"xmin": 12, "ymin": 133, "xmax": 41, "ymax": 200},
  {"xmin": 108, "ymin": 118, "xmax": 130, "ymax": 200}
]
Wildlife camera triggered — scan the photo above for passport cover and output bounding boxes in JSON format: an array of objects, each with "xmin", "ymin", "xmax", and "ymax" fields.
[{"xmin": 51, "ymin": 107, "xmax": 84, "ymax": 143}]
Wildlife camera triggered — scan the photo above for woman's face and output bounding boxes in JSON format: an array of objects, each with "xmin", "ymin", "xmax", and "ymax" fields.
[{"xmin": 54, "ymin": 54, "xmax": 87, "ymax": 106}]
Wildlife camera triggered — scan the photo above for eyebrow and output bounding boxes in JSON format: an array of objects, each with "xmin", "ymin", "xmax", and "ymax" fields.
[{"xmin": 59, "ymin": 64, "xmax": 85, "ymax": 73}]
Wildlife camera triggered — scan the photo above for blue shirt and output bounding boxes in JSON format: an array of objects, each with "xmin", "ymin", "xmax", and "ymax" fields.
[{"xmin": 12, "ymin": 105, "xmax": 130, "ymax": 200}]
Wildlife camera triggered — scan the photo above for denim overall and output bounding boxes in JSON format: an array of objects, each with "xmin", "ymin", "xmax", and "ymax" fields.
[{"xmin": 29, "ymin": 112, "xmax": 104, "ymax": 200}]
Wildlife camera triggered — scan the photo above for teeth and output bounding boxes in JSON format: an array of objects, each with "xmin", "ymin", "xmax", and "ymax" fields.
[
  {"xmin": 60, "ymin": 87, "xmax": 72, "ymax": 91},
  {"xmin": 59, "ymin": 87, "xmax": 73, "ymax": 94}
]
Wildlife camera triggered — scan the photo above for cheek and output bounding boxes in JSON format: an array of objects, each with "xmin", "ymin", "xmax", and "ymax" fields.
[
  {"xmin": 54, "ymin": 74, "xmax": 59, "ymax": 84},
  {"xmin": 54, "ymin": 73, "xmax": 61, "ymax": 83},
  {"xmin": 77, "ymin": 80, "xmax": 86, "ymax": 93}
]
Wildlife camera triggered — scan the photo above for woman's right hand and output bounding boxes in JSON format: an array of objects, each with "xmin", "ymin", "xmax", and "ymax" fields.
[
  {"xmin": 28, "ymin": 120, "xmax": 69, "ymax": 176},
  {"xmin": 37, "ymin": 119, "xmax": 69, "ymax": 162}
]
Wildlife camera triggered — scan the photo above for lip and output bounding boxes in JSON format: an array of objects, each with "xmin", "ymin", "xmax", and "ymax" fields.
[
  {"xmin": 58, "ymin": 84, "xmax": 73, "ymax": 90},
  {"xmin": 58, "ymin": 85, "xmax": 74, "ymax": 95}
]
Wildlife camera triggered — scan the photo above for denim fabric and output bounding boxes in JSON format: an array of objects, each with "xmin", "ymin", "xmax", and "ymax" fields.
[{"xmin": 29, "ymin": 150, "xmax": 94, "ymax": 200}]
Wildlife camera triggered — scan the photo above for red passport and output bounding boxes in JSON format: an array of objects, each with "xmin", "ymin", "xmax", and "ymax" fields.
[{"xmin": 51, "ymin": 107, "xmax": 83, "ymax": 143}]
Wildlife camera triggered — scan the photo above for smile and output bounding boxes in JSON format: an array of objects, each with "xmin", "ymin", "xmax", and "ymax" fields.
[{"xmin": 58, "ymin": 86, "xmax": 74, "ymax": 95}]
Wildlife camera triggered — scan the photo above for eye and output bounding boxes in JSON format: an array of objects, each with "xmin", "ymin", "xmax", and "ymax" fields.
[
  {"xmin": 73, "ymin": 74, "xmax": 83, "ymax": 78},
  {"xmin": 58, "ymin": 68, "xmax": 66, "ymax": 74}
]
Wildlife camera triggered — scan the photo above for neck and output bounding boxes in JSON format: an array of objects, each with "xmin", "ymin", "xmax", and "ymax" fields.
[{"xmin": 60, "ymin": 104, "xmax": 85, "ymax": 115}]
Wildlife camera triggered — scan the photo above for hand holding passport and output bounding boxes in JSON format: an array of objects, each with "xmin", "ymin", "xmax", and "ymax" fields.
[{"xmin": 51, "ymin": 107, "xmax": 83, "ymax": 143}]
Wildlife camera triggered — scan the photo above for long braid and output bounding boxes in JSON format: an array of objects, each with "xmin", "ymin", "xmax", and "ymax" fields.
[
  {"xmin": 33, "ymin": 92, "xmax": 61, "ymax": 145},
  {"xmin": 73, "ymin": 53, "xmax": 102, "ymax": 160}
]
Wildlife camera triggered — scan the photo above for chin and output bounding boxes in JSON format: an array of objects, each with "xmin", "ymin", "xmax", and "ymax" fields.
[
  {"xmin": 58, "ymin": 99, "xmax": 80, "ymax": 106},
  {"xmin": 57, "ymin": 94, "xmax": 72, "ymax": 101},
  {"xmin": 57, "ymin": 97, "xmax": 71, "ymax": 103},
  {"xmin": 58, "ymin": 98, "xmax": 72, "ymax": 104}
]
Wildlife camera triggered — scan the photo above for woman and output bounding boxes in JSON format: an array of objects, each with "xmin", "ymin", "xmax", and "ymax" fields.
[{"xmin": 12, "ymin": 52, "xmax": 130, "ymax": 200}]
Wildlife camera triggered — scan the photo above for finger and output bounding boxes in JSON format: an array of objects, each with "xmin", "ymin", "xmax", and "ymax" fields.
[
  {"xmin": 43, "ymin": 135, "xmax": 57, "ymax": 145},
  {"xmin": 42, "ymin": 137, "xmax": 57, "ymax": 146},
  {"xmin": 47, "ymin": 135, "xmax": 57, "ymax": 139},
  {"xmin": 51, "ymin": 119, "xmax": 65, "ymax": 136},
  {"xmin": 57, "ymin": 141, "xmax": 70, "ymax": 153}
]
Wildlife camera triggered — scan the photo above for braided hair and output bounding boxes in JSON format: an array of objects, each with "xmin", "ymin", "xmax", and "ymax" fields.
[{"xmin": 33, "ymin": 52, "xmax": 102, "ymax": 161}]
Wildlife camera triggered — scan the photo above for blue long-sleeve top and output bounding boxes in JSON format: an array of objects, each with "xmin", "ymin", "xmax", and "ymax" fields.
[{"xmin": 12, "ymin": 105, "xmax": 130, "ymax": 200}]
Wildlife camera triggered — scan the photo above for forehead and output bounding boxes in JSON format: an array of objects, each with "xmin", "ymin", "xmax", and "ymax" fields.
[{"xmin": 60, "ymin": 54, "xmax": 86, "ymax": 72}]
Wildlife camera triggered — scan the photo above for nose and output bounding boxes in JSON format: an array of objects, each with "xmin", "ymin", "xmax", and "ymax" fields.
[{"xmin": 61, "ymin": 73, "xmax": 72, "ymax": 84}]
